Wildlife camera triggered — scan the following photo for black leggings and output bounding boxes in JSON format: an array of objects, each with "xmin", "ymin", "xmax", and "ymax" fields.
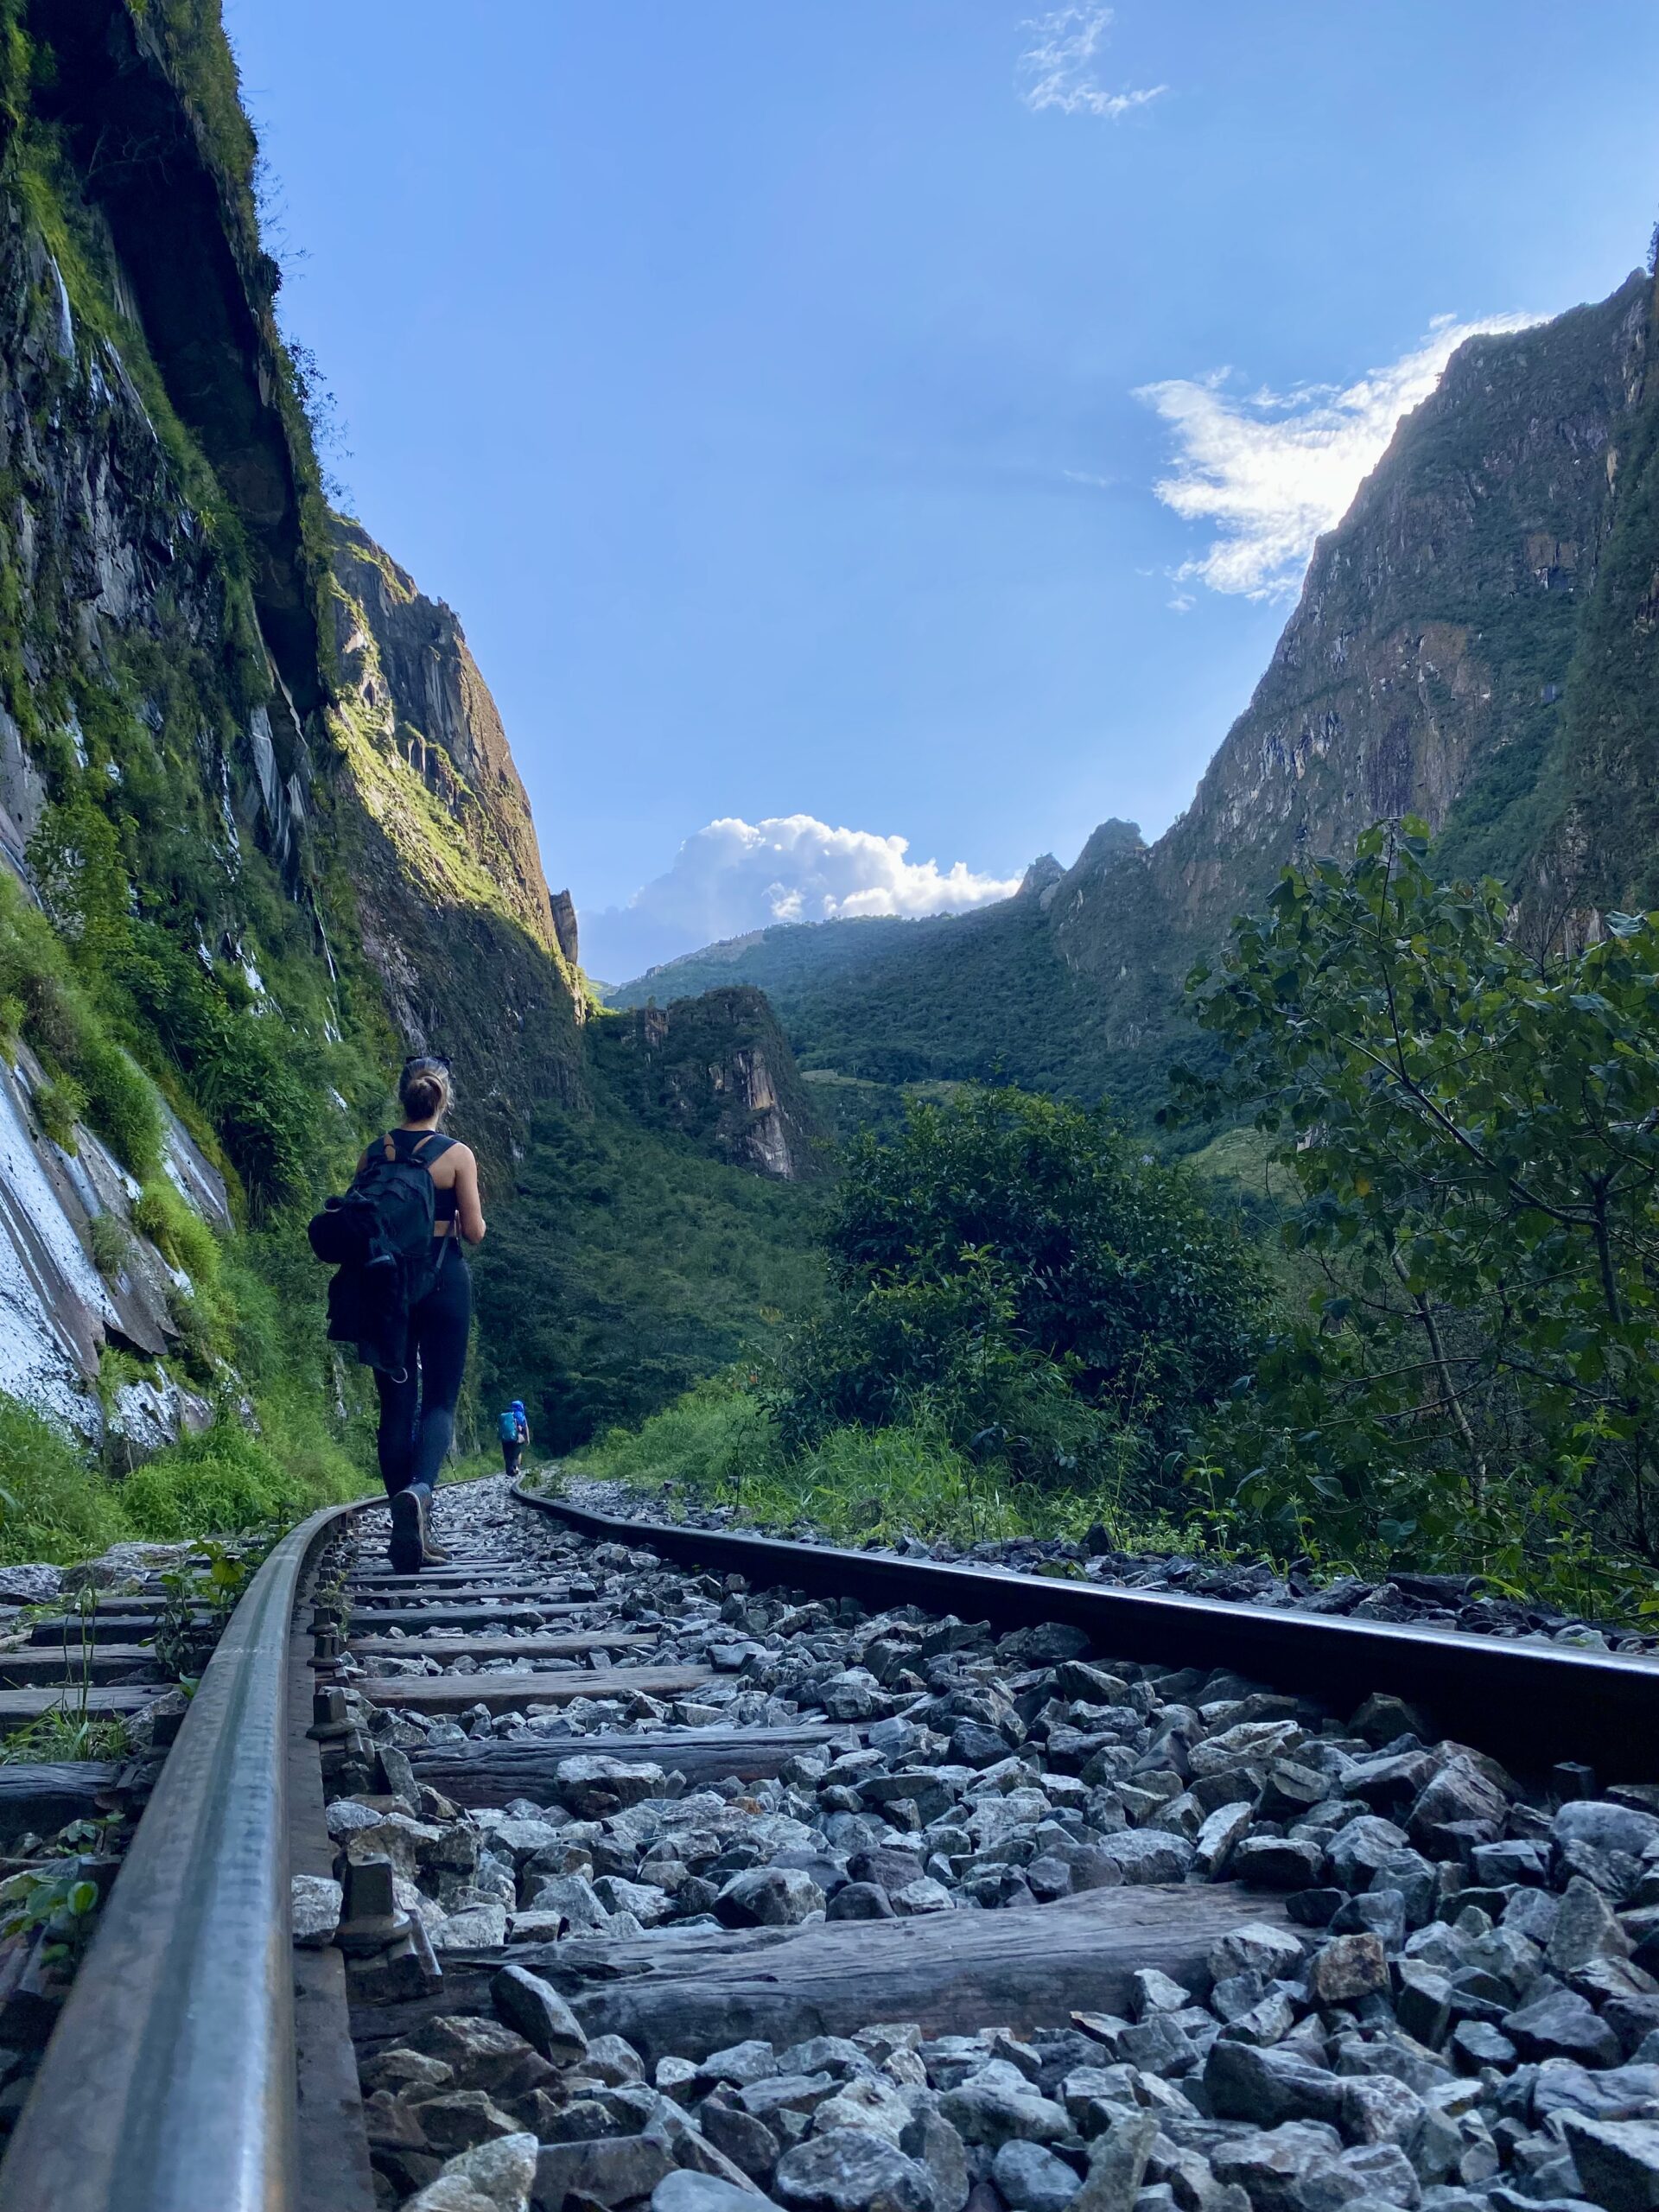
[{"xmin": 375, "ymin": 1248, "xmax": 471, "ymax": 1498}]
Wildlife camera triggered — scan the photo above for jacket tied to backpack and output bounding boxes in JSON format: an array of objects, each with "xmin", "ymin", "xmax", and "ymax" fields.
[{"xmin": 309, "ymin": 1129, "xmax": 454, "ymax": 1376}]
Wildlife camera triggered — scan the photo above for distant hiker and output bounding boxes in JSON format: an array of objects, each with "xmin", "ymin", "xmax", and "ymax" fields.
[
  {"xmin": 499, "ymin": 1400, "xmax": 529, "ymax": 1479},
  {"xmin": 311, "ymin": 1053, "xmax": 486, "ymax": 1573}
]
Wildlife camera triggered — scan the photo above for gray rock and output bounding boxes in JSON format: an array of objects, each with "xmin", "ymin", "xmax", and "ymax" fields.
[
  {"xmin": 1209, "ymin": 1924, "xmax": 1306, "ymax": 1985},
  {"xmin": 994, "ymin": 2142, "xmax": 1082, "ymax": 2212},
  {"xmin": 778, "ymin": 2039, "xmax": 875, "ymax": 2083},
  {"xmin": 653, "ymin": 2175, "xmax": 775, "ymax": 2212},
  {"xmin": 1549, "ymin": 1877, "xmax": 1632, "ymax": 1973},
  {"xmin": 410, "ymin": 2130, "xmax": 539, "ymax": 2212},
  {"xmin": 413, "ymin": 2016, "xmax": 552, "ymax": 2097},
  {"xmin": 1071, "ymin": 2112, "xmax": 1159, "ymax": 2212},
  {"xmin": 1338, "ymin": 2077, "xmax": 1423, "ymax": 2149},
  {"xmin": 1205, "ymin": 2043, "xmax": 1344, "ymax": 2129},
  {"xmin": 941, "ymin": 2067, "xmax": 1071, "ymax": 2148},
  {"xmin": 1559, "ymin": 2113, "xmax": 1659, "ymax": 2211},
  {"xmin": 1531, "ymin": 2061, "xmax": 1659, "ymax": 2125},
  {"xmin": 1503, "ymin": 1987, "xmax": 1624, "ymax": 2068},
  {"xmin": 1307, "ymin": 1936, "xmax": 1389, "ymax": 2008},
  {"xmin": 699, "ymin": 2043, "xmax": 781, "ymax": 2088},
  {"xmin": 491, "ymin": 1964, "xmax": 588, "ymax": 2063},
  {"xmin": 417, "ymin": 2092, "xmax": 524, "ymax": 2156},
  {"xmin": 902, "ymin": 2108, "xmax": 970, "ymax": 2212},
  {"xmin": 951, "ymin": 1722, "xmax": 1016, "ymax": 1769},
  {"xmin": 290, "ymin": 1873, "xmax": 342, "ymax": 1946},
  {"xmin": 526, "ymin": 1872, "xmax": 612, "ymax": 1930},
  {"xmin": 1130, "ymin": 1971, "xmax": 1191, "ymax": 2018},
  {"xmin": 717, "ymin": 1868, "xmax": 827, "ymax": 1928},
  {"xmin": 1234, "ymin": 1839, "xmax": 1325, "ymax": 1890},
  {"xmin": 699, "ymin": 2094, "xmax": 783, "ymax": 2178},
  {"xmin": 827, "ymin": 1882, "xmax": 897, "ymax": 1922},
  {"xmin": 534, "ymin": 2134, "xmax": 676, "ymax": 2209},
  {"xmin": 0, "ymin": 1564, "xmax": 62, "ymax": 1604},
  {"xmin": 1116, "ymin": 2016, "xmax": 1196, "ymax": 2075},
  {"xmin": 434, "ymin": 1902, "xmax": 509, "ymax": 1950},
  {"xmin": 1408, "ymin": 1761, "xmax": 1506, "ymax": 1856},
  {"xmin": 1324, "ymin": 1821, "xmax": 1412, "ymax": 1892},
  {"xmin": 1556, "ymin": 1803, "xmax": 1659, "ymax": 1863},
  {"xmin": 773, "ymin": 2127, "xmax": 935, "ymax": 2212},
  {"xmin": 554, "ymin": 1754, "xmax": 668, "ymax": 1819},
  {"xmin": 1195, "ymin": 1802, "xmax": 1255, "ymax": 1878},
  {"xmin": 1096, "ymin": 1833, "xmax": 1196, "ymax": 1885},
  {"xmin": 1296, "ymin": 2142, "xmax": 1421, "ymax": 2212},
  {"xmin": 1447, "ymin": 2022, "xmax": 1514, "ymax": 2071},
  {"xmin": 1394, "ymin": 1963, "xmax": 1452, "ymax": 2051},
  {"xmin": 740, "ymin": 2075, "xmax": 840, "ymax": 2124},
  {"xmin": 1211, "ymin": 2124, "xmax": 1344, "ymax": 2212}
]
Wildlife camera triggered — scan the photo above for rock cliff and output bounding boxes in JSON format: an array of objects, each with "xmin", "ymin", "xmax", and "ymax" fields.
[
  {"xmin": 328, "ymin": 516, "xmax": 588, "ymax": 1177},
  {"xmin": 1049, "ymin": 271, "xmax": 1655, "ymax": 1039},
  {"xmin": 0, "ymin": 0, "xmax": 817, "ymax": 1460},
  {"xmin": 594, "ymin": 988, "xmax": 823, "ymax": 1180}
]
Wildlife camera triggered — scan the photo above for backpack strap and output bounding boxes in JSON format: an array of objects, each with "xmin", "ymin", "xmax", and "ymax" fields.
[{"xmin": 382, "ymin": 1128, "xmax": 456, "ymax": 1163}]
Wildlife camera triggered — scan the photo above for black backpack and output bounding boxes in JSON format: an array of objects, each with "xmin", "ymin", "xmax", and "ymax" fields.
[{"xmin": 310, "ymin": 1130, "xmax": 454, "ymax": 1372}]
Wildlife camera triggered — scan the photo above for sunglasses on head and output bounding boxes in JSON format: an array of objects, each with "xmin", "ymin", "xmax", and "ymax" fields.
[{"xmin": 404, "ymin": 1053, "xmax": 451, "ymax": 1076}]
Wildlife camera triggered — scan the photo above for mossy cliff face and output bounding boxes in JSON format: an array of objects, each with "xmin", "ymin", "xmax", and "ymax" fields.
[
  {"xmin": 1049, "ymin": 272, "xmax": 1654, "ymax": 1027},
  {"xmin": 327, "ymin": 516, "xmax": 588, "ymax": 1180},
  {"xmin": 0, "ymin": 0, "xmax": 817, "ymax": 1471},
  {"xmin": 594, "ymin": 986, "xmax": 823, "ymax": 1180}
]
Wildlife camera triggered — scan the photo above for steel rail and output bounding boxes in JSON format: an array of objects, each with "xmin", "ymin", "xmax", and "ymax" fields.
[
  {"xmin": 0, "ymin": 1495, "xmax": 365, "ymax": 2212},
  {"xmin": 516, "ymin": 1484, "xmax": 1659, "ymax": 1780}
]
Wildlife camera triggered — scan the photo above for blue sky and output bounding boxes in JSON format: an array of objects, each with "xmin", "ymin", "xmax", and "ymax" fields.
[{"xmin": 225, "ymin": 2, "xmax": 1659, "ymax": 980}]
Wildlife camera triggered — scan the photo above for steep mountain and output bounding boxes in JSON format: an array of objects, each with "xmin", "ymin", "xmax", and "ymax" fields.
[
  {"xmin": 613, "ymin": 270, "xmax": 1659, "ymax": 1123},
  {"xmin": 327, "ymin": 516, "xmax": 589, "ymax": 1179},
  {"xmin": 0, "ymin": 0, "xmax": 817, "ymax": 1480}
]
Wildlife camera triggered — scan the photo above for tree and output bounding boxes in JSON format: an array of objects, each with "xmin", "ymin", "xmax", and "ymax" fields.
[
  {"xmin": 1179, "ymin": 820, "xmax": 1659, "ymax": 1562},
  {"xmin": 778, "ymin": 1085, "xmax": 1261, "ymax": 1491}
]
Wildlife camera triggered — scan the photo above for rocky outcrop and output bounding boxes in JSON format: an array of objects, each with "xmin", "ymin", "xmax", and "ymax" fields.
[
  {"xmin": 0, "ymin": 1041, "xmax": 217, "ymax": 1451},
  {"xmin": 328, "ymin": 518, "xmax": 588, "ymax": 1179},
  {"xmin": 1048, "ymin": 271, "xmax": 1654, "ymax": 1046},
  {"xmin": 594, "ymin": 988, "xmax": 823, "ymax": 1180}
]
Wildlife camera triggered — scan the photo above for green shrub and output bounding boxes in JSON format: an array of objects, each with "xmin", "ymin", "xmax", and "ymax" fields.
[
  {"xmin": 78, "ymin": 1037, "xmax": 162, "ymax": 1179},
  {"xmin": 133, "ymin": 1182, "xmax": 219, "ymax": 1285},
  {"xmin": 32, "ymin": 1073, "xmax": 84, "ymax": 1150},
  {"xmin": 0, "ymin": 1398, "xmax": 122, "ymax": 1564},
  {"xmin": 86, "ymin": 1212, "xmax": 130, "ymax": 1284},
  {"xmin": 118, "ymin": 1418, "xmax": 311, "ymax": 1540},
  {"xmin": 579, "ymin": 1375, "xmax": 779, "ymax": 1496}
]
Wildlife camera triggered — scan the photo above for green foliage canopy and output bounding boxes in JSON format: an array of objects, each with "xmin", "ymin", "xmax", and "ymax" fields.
[
  {"xmin": 779, "ymin": 1086, "xmax": 1262, "ymax": 1491},
  {"xmin": 1181, "ymin": 820, "xmax": 1659, "ymax": 1565}
]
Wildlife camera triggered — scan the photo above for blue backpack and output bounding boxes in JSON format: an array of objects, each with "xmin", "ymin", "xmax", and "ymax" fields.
[{"xmin": 499, "ymin": 1410, "xmax": 519, "ymax": 1443}]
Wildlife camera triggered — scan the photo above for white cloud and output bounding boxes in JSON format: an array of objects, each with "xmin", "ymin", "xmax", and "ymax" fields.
[
  {"xmin": 583, "ymin": 815, "xmax": 1023, "ymax": 982},
  {"xmin": 1138, "ymin": 313, "xmax": 1539, "ymax": 601},
  {"xmin": 1018, "ymin": 5, "xmax": 1166, "ymax": 119}
]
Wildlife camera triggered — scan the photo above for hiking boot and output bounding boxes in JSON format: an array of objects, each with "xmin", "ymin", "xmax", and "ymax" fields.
[
  {"xmin": 388, "ymin": 1486, "xmax": 428, "ymax": 1574},
  {"xmin": 422, "ymin": 1526, "xmax": 451, "ymax": 1565}
]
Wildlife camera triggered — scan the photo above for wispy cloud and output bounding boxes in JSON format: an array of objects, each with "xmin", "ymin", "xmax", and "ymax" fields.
[
  {"xmin": 1018, "ymin": 5, "xmax": 1166, "ymax": 119},
  {"xmin": 1137, "ymin": 313, "xmax": 1538, "ymax": 601}
]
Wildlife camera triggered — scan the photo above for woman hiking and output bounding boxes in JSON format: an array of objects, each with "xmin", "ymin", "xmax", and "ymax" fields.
[{"xmin": 374, "ymin": 1054, "xmax": 486, "ymax": 1571}]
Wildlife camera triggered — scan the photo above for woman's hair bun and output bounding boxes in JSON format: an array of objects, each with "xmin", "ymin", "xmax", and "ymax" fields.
[{"xmin": 399, "ymin": 1055, "xmax": 452, "ymax": 1121}]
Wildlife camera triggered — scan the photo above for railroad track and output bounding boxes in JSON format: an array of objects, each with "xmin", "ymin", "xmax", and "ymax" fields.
[{"xmin": 2, "ymin": 1473, "xmax": 1657, "ymax": 2212}]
